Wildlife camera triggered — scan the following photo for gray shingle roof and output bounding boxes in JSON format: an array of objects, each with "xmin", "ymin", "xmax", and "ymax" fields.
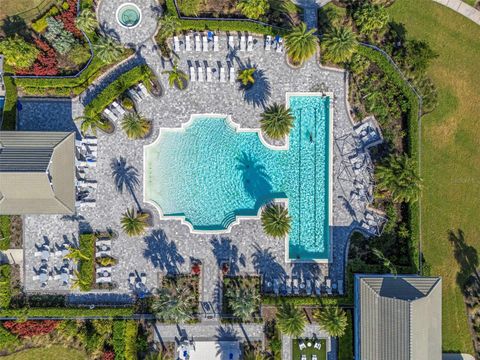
[
  {"xmin": 355, "ymin": 274, "xmax": 442, "ymax": 360},
  {"xmin": 0, "ymin": 131, "xmax": 76, "ymax": 214}
]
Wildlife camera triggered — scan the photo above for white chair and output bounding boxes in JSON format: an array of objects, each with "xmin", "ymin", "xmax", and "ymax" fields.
[
  {"xmin": 314, "ymin": 342, "xmax": 321, "ymax": 350},
  {"xmin": 189, "ymin": 66, "xmax": 196, "ymax": 82},
  {"xmin": 83, "ymin": 137, "xmax": 97, "ymax": 145},
  {"xmin": 202, "ymin": 35, "xmax": 208, "ymax": 51},
  {"xmin": 240, "ymin": 35, "xmax": 246, "ymax": 51},
  {"xmin": 198, "ymin": 66, "xmax": 204, "ymax": 82},
  {"xmin": 220, "ymin": 66, "xmax": 226, "ymax": 82},
  {"xmin": 96, "ymin": 276, "xmax": 112, "ymax": 284},
  {"xmin": 102, "ymin": 108, "xmax": 118, "ymax": 122},
  {"xmin": 293, "ymin": 278, "xmax": 299, "ymax": 295},
  {"xmin": 32, "ymin": 275, "xmax": 40, "ymax": 281},
  {"xmin": 96, "ymin": 240, "xmax": 112, "ymax": 247},
  {"xmin": 229, "ymin": 66, "xmax": 235, "ymax": 83},
  {"xmin": 34, "ymin": 251, "xmax": 42, "ymax": 257},
  {"xmin": 265, "ymin": 35, "xmax": 271, "ymax": 50},
  {"xmin": 127, "ymin": 88, "xmax": 142, "ymax": 102},
  {"xmin": 76, "ymin": 180, "xmax": 97, "ymax": 189},
  {"xmin": 326, "ymin": 278, "xmax": 332, "ymax": 295},
  {"xmin": 247, "ymin": 35, "xmax": 253, "ymax": 51},
  {"xmin": 195, "ymin": 35, "xmax": 201, "ymax": 51},
  {"xmin": 213, "ymin": 35, "xmax": 219, "ymax": 51},
  {"xmin": 185, "ymin": 35, "xmax": 191, "ymax": 51},
  {"xmin": 112, "ymin": 100, "xmax": 126, "ymax": 115},
  {"xmin": 228, "ymin": 35, "xmax": 234, "ymax": 49},
  {"xmin": 315, "ymin": 279, "xmax": 322, "ymax": 295},
  {"xmin": 138, "ymin": 83, "xmax": 151, "ymax": 98},
  {"xmin": 299, "ymin": 342, "xmax": 306, "ymax": 351},
  {"xmin": 306, "ymin": 279, "xmax": 312, "ymax": 295},
  {"xmin": 173, "ymin": 36, "xmax": 180, "ymax": 52},
  {"xmin": 206, "ymin": 66, "xmax": 212, "ymax": 82},
  {"xmin": 276, "ymin": 37, "xmax": 283, "ymax": 53},
  {"xmin": 96, "ymin": 266, "xmax": 112, "ymax": 273},
  {"xmin": 312, "ymin": 355, "xmax": 318, "ymax": 360}
]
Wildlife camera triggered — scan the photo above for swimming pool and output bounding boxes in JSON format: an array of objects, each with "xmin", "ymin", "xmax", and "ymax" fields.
[{"xmin": 144, "ymin": 93, "xmax": 332, "ymax": 261}]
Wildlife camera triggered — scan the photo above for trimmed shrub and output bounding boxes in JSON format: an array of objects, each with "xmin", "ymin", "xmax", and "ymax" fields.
[
  {"xmin": 3, "ymin": 320, "xmax": 59, "ymax": 337},
  {"xmin": 262, "ymin": 294, "xmax": 352, "ymax": 306},
  {"xmin": 124, "ymin": 321, "xmax": 138, "ymax": 360},
  {"xmin": 1, "ymin": 76, "xmax": 18, "ymax": 130},
  {"xmin": 0, "ymin": 264, "xmax": 12, "ymax": 309},
  {"xmin": 113, "ymin": 321, "xmax": 127, "ymax": 360},
  {"xmin": 0, "ymin": 307, "xmax": 134, "ymax": 318},
  {"xmin": 0, "ymin": 324, "xmax": 20, "ymax": 352},
  {"xmin": 31, "ymin": 6, "xmax": 60, "ymax": 33}
]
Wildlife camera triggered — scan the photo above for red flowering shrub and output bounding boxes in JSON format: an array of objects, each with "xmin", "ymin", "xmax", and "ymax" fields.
[
  {"xmin": 56, "ymin": 0, "xmax": 83, "ymax": 38},
  {"xmin": 33, "ymin": 38, "xmax": 59, "ymax": 76},
  {"xmin": 3, "ymin": 320, "xmax": 59, "ymax": 338},
  {"xmin": 102, "ymin": 351, "xmax": 115, "ymax": 360}
]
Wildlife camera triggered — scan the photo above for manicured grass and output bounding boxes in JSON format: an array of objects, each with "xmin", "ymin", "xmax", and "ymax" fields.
[
  {"xmin": 338, "ymin": 310, "xmax": 353, "ymax": 360},
  {"xmin": 292, "ymin": 339, "xmax": 327, "ymax": 360},
  {"xmin": 1, "ymin": 346, "xmax": 87, "ymax": 359},
  {"xmin": 0, "ymin": 215, "xmax": 11, "ymax": 250},
  {"xmin": 387, "ymin": 0, "xmax": 480, "ymax": 354},
  {"xmin": 0, "ymin": 0, "xmax": 50, "ymax": 21}
]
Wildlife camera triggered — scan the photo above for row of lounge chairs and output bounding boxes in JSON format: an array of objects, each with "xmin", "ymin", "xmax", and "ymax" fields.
[
  {"xmin": 189, "ymin": 63, "xmax": 236, "ymax": 83},
  {"xmin": 75, "ymin": 137, "xmax": 97, "ymax": 208},
  {"xmin": 266, "ymin": 276, "xmax": 342, "ymax": 296},
  {"xmin": 102, "ymin": 83, "xmax": 150, "ymax": 123}
]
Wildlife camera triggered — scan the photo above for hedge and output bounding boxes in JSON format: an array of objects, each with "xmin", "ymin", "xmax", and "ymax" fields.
[
  {"xmin": 0, "ymin": 307, "xmax": 134, "ymax": 318},
  {"xmin": 0, "ymin": 265, "xmax": 12, "ymax": 309},
  {"xmin": 0, "ymin": 216, "xmax": 11, "ymax": 250},
  {"xmin": 83, "ymin": 64, "xmax": 154, "ymax": 117},
  {"xmin": 262, "ymin": 294, "xmax": 353, "ymax": 306},
  {"xmin": 2, "ymin": 76, "xmax": 18, "ymax": 131},
  {"xmin": 113, "ymin": 320, "xmax": 127, "ymax": 360},
  {"xmin": 338, "ymin": 310, "xmax": 354, "ymax": 360},
  {"xmin": 357, "ymin": 45, "xmax": 421, "ymax": 271},
  {"xmin": 164, "ymin": 0, "xmax": 288, "ymax": 36},
  {"xmin": 78, "ymin": 233, "xmax": 95, "ymax": 291},
  {"xmin": 124, "ymin": 320, "xmax": 138, "ymax": 360}
]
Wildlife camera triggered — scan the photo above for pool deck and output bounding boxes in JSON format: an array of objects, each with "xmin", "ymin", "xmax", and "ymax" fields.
[{"xmin": 19, "ymin": 35, "xmax": 375, "ymax": 318}]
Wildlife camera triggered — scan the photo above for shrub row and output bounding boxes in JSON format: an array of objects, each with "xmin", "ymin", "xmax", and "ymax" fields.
[
  {"xmin": 83, "ymin": 65, "xmax": 154, "ymax": 117},
  {"xmin": 357, "ymin": 45, "xmax": 421, "ymax": 271},
  {"xmin": 262, "ymin": 294, "xmax": 353, "ymax": 306},
  {"xmin": 0, "ymin": 265, "xmax": 12, "ymax": 309},
  {"xmin": 78, "ymin": 233, "xmax": 95, "ymax": 291},
  {"xmin": 2, "ymin": 76, "xmax": 18, "ymax": 131},
  {"xmin": 113, "ymin": 320, "xmax": 127, "ymax": 360},
  {"xmin": 0, "ymin": 216, "xmax": 11, "ymax": 250},
  {"xmin": 165, "ymin": 0, "xmax": 288, "ymax": 36},
  {"xmin": 0, "ymin": 307, "xmax": 134, "ymax": 318},
  {"xmin": 124, "ymin": 320, "xmax": 138, "ymax": 360}
]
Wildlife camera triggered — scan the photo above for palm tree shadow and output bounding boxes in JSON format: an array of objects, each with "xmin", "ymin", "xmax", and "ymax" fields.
[
  {"xmin": 143, "ymin": 229, "xmax": 185, "ymax": 275},
  {"xmin": 242, "ymin": 68, "xmax": 271, "ymax": 109},
  {"xmin": 1, "ymin": 15, "xmax": 29, "ymax": 38},
  {"xmin": 236, "ymin": 151, "xmax": 273, "ymax": 202},
  {"xmin": 251, "ymin": 243, "xmax": 286, "ymax": 284},
  {"xmin": 449, "ymin": 229, "xmax": 480, "ymax": 288},
  {"xmin": 210, "ymin": 236, "xmax": 242, "ymax": 275},
  {"xmin": 110, "ymin": 157, "xmax": 142, "ymax": 211}
]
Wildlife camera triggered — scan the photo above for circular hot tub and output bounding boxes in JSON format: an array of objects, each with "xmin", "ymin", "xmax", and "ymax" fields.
[{"xmin": 116, "ymin": 3, "xmax": 142, "ymax": 29}]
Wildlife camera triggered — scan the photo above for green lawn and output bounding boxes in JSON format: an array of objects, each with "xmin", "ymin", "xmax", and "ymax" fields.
[
  {"xmin": 292, "ymin": 339, "xmax": 327, "ymax": 360},
  {"xmin": 0, "ymin": 0, "xmax": 55, "ymax": 22},
  {"xmin": 387, "ymin": 0, "xmax": 480, "ymax": 354},
  {"xmin": 2, "ymin": 346, "xmax": 87, "ymax": 360}
]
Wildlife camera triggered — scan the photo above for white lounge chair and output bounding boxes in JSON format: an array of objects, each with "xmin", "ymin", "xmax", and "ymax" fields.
[
  {"xmin": 195, "ymin": 35, "xmax": 201, "ymax": 51},
  {"xmin": 96, "ymin": 240, "xmax": 112, "ymax": 247},
  {"xmin": 228, "ymin": 35, "xmax": 234, "ymax": 49},
  {"xmin": 273, "ymin": 278, "xmax": 280, "ymax": 295},
  {"xmin": 96, "ymin": 266, "xmax": 112, "ymax": 273},
  {"xmin": 220, "ymin": 66, "xmax": 226, "ymax": 82},
  {"xmin": 312, "ymin": 355, "xmax": 318, "ymax": 360},
  {"xmin": 265, "ymin": 35, "xmax": 271, "ymax": 50},
  {"xmin": 127, "ymin": 88, "xmax": 142, "ymax": 102},
  {"xmin": 299, "ymin": 341, "xmax": 306, "ymax": 351},
  {"xmin": 206, "ymin": 66, "xmax": 212, "ymax": 82},
  {"xmin": 189, "ymin": 66, "xmax": 196, "ymax": 82},
  {"xmin": 138, "ymin": 83, "xmax": 151, "ymax": 98},
  {"xmin": 213, "ymin": 35, "xmax": 219, "ymax": 51},
  {"xmin": 34, "ymin": 251, "xmax": 42, "ymax": 257},
  {"xmin": 315, "ymin": 279, "xmax": 322, "ymax": 295},
  {"xmin": 32, "ymin": 275, "xmax": 40, "ymax": 281},
  {"xmin": 102, "ymin": 108, "xmax": 118, "ymax": 122},
  {"xmin": 198, "ymin": 66, "xmax": 204, "ymax": 82},
  {"xmin": 83, "ymin": 137, "xmax": 97, "ymax": 145},
  {"xmin": 112, "ymin": 100, "xmax": 126, "ymax": 115},
  {"xmin": 306, "ymin": 279, "xmax": 312, "ymax": 295},
  {"xmin": 96, "ymin": 276, "xmax": 112, "ymax": 284},
  {"xmin": 276, "ymin": 37, "xmax": 283, "ymax": 53},
  {"xmin": 76, "ymin": 199, "xmax": 96, "ymax": 208},
  {"xmin": 185, "ymin": 35, "xmax": 191, "ymax": 51},
  {"xmin": 97, "ymin": 250, "xmax": 111, "ymax": 257},
  {"xmin": 76, "ymin": 180, "xmax": 97, "ymax": 189},
  {"xmin": 301, "ymin": 355, "xmax": 307, "ymax": 360},
  {"xmin": 247, "ymin": 35, "xmax": 253, "ymax": 51},
  {"xmin": 293, "ymin": 278, "xmax": 299, "ymax": 295},
  {"xmin": 173, "ymin": 36, "xmax": 180, "ymax": 52},
  {"xmin": 240, "ymin": 35, "xmax": 246, "ymax": 51},
  {"xmin": 202, "ymin": 35, "xmax": 208, "ymax": 51},
  {"xmin": 229, "ymin": 66, "xmax": 235, "ymax": 83},
  {"xmin": 326, "ymin": 278, "xmax": 332, "ymax": 295}
]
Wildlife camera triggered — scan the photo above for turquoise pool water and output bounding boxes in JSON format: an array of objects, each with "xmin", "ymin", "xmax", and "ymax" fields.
[{"xmin": 145, "ymin": 95, "xmax": 331, "ymax": 260}]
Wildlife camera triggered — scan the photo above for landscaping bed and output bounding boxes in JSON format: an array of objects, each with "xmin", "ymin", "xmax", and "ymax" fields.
[{"xmin": 222, "ymin": 275, "xmax": 261, "ymax": 321}]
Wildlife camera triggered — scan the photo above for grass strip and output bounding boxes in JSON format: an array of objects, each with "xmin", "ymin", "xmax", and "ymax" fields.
[
  {"xmin": 2, "ymin": 77, "xmax": 18, "ymax": 131},
  {"xmin": 78, "ymin": 233, "xmax": 95, "ymax": 291},
  {"xmin": 0, "ymin": 216, "xmax": 11, "ymax": 250}
]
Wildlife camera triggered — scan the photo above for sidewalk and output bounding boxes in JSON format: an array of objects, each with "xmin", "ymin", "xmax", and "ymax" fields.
[{"xmin": 434, "ymin": 0, "xmax": 480, "ymax": 24}]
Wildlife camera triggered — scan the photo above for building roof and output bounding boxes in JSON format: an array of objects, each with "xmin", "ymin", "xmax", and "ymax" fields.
[
  {"xmin": 355, "ymin": 274, "xmax": 442, "ymax": 360},
  {"xmin": 0, "ymin": 131, "xmax": 76, "ymax": 214}
]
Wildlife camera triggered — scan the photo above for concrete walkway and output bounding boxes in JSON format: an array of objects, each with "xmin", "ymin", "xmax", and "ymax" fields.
[{"xmin": 434, "ymin": 0, "xmax": 480, "ymax": 24}]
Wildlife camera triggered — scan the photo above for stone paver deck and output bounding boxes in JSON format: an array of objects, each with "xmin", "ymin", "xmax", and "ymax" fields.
[{"xmin": 282, "ymin": 323, "xmax": 335, "ymax": 360}]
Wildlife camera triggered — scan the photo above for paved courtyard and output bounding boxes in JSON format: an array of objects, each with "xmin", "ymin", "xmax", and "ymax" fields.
[{"xmin": 20, "ymin": 33, "xmax": 378, "ymax": 319}]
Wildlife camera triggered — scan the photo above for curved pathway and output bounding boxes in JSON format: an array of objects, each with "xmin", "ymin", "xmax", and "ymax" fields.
[{"xmin": 433, "ymin": 0, "xmax": 480, "ymax": 24}]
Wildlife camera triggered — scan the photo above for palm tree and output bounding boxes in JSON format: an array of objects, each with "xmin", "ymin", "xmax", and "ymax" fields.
[
  {"xmin": 321, "ymin": 26, "xmax": 358, "ymax": 64},
  {"xmin": 225, "ymin": 284, "xmax": 260, "ymax": 321},
  {"xmin": 315, "ymin": 306, "xmax": 348, "ymax": 337},
  {"xmin": 121, "ymin": 113, "xmax": 151, "ymax": 139},
  {"xmin": 353, "ymin": 4, "xmax": 389, "ymax": 36},
  {"xmin": 237, "ymin": 67, "xmax": 256, "ymax": 87},
  {"xmin": 64, "ymin": 247, "xmax": 90, "ymax": 262},
  {"xmin": 276, "ymin": 302, "xmax": 306, "ymax": 337},
  {"xmin": 152, "ymin": 286, "xmax": 196, "ymax": 323},
  {"xmin": 162, "ymin": 60, "xmax": 188, "ymax": 89},
  {"xmin": 121, "ymin": 208, "xmax": 149, "ymax": 237},
  {"xmin": 159, "ymin": 15, "xmax": 180, "ymax": 40},
  {"xmin": 372, "ymin": 248, "xmax": 397, "ymax": 276},
  {"xmin": 75, "ymin": 8, "xmax": 98, "ymax": 33},
  {"xmin": 261, "ymin": 203, "xmax": 291, "ymax": 238},
  {"xmin": 284, "ymin": 22, "xmax": 318, "ymax": 65},
  {"xmin": 260, "ymin": 103, "xmax": 294, "ymax": 140},
  {"xmin": 70, "ymin": 270, "xmax": 91, "ymax": 291},
  {"xmin": 236, "ymin": 0, "xmax": 269, "ymax": 20},
  {"xmin": 375, "ymin": 154, "xmax": 422, "ymax": 203},
  {"xmin": 243, "ymin": 347, "xmax": 266, "ymax": 360},
  {"xmin": 93, "ymin": 36, "xmax": 124, "ymax": 63},
  {"xmin": 76, "ymin": 115, "xmax": 103, "ymax": 136},
  {"xmin": 111, "ymin": 157, "xmax": 142, "ymax": 211}
]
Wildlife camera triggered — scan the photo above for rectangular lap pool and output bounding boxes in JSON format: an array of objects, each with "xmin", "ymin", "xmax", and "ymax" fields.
[{"xmin": 144, "ymin": 93, "xmax": 332, "ymax": 261}]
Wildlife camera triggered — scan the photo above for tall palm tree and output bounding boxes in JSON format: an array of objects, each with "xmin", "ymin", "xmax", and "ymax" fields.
[
  {"xmin": 121, "ymin": 208, "xmax": 149, "ymax": 237},
  {"xmin": 315, "ymin": 306, "xmax": 348, "ymax": 337},
  {"xmin": 75, "ymin": 9, "xmax": 98, "ymax": 34},
  {"xmin": 284, "ymin": 22, "xmax": 318, "ymax": 65},
  {"xmin": 236, "ymin": 0, "xmax": 269, "ymax": 20},
  {"xmin": 159, "ymin": 15, "xmax": 180, "ymax": 40},
  {"xmin": 93, "ymin": 36, "xmax": 124, "ymax": 63},
  {"xmin": 237, "ymin": 67, "xmax": 256, "ymax": 87},
  {"xmin": 276, "ymin": 302, "xmax": 306, "ymax": 337},
  {"xmin": 64, "ymin": 247, "xmax": 90, "ymax": 262},
  {"xmin": 225, "ymin": 284, "xmax": 260, "ymax": 321},
  {"xmin": 152, "ymin": 286, "xmax": 196, "ymax": 323},
  {"xmin": 321, "ymin": 26, "xmax": 358, "ymax": 64},
  {"xmin": 162, "ymin": 60, "xmax": 188, "ymax": 89},
  {"xmin": 76, "ymin": 115, "xmax": 103, "ymax": 136},
  {"xmin": 261, "ymin": 203, "xmax": 291, "ymax": 238},
  {"xmin": 121, "ymin": 113, "xmax": 151, "ymax": 139},
  {"xmin": 70, "ymin": 270, "xmax": 91, "ymax": 291},
  {"xmin": 260, "ymin": 103, "xmax": 294, "ymax": 140},
  {"xmin": 111, "ymin": 157, "xmax": 142, "ymax": 211},
  {"xmin": 375, "ymin": 154, "xmax": 422, "ymax": 204},
  {"xmin": 372, "ymin": 248, "xmax": 397, "ymax": 276}
]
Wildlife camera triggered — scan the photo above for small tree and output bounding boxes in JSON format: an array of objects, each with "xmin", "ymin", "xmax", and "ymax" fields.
[
  {"xmin": 121, "ymin": 208, "xmax": 149, "ymax": 237},
  {"xmin": 76, "ymin": 8, "xmax": 98, "ymax": 33},
  {"xmin": 94, "ymin": 36, "xmax": 124, "ymax": 63},
  {"xmin": 237, "ymin": 0, "xmax": 269, "ymax": 20},
  {"xmin": 260, "ymin": 103, "xmax": 294, "ymax": 140},
  {"xmin": 121, "ymin": 113, "xmax": 151, "ymax": 139},
  {"xmin": 284, "ymin": 22, "xmax": 318, "ymax": 65},
  {"xmin": 0, "ymin": 36, "xmax": 39, "ymax": 69},
  {"xmin": 237, "ymin": 67, "xmax": 256, "ymax": 87},
  {"xmin": 64, "ymin": 247, "xmax": 90, "ymax": 262},
  {"xmin": 225, "ymin": 282, "xmax": 260, "ymax": 321},
  {"xmin": 276, "ymin": 302, "xmax": 306, "ymax": 337},
  {"xmin": 261, "ymin": 203, "xmax": 291, "ymax": 238},
  {"xmin": 315, "ymin": 306, "xmax": 348, "ymax": 337},
  {"xmin": 321, "ymin": 26, "xmax": 358, "ymax": 64},
  {"xmin": 162, "ymin": 60, "xmax": 188, "ymax": 89}
]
